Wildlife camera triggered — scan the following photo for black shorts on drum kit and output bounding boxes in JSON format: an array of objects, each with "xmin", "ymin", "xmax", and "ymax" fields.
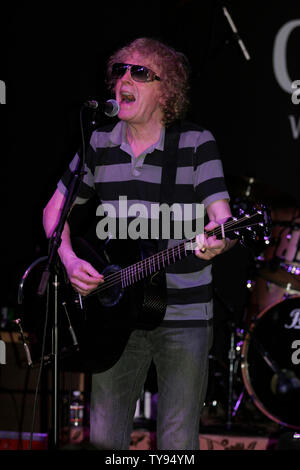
[{"xmin": 225, "ymin": 176, "xmax": 300, "ymax": 431}]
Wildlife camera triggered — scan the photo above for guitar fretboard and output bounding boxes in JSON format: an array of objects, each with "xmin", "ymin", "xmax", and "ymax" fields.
[{"xmin": 120, "ymin": 239, "xmax": 195, "ymax": 288}]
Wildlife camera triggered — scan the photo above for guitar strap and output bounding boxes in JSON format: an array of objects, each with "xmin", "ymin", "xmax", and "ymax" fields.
[
  {"xmin": 133, "ymin": 121, "xmax": 182, "ymax": 329},
  {"xmin": 160, "ymin": 121, "xmax": 181, "ymax": 200},
  {"xmin": 158, "ymin": 120, "xmax": 181, "ymax": 250}
]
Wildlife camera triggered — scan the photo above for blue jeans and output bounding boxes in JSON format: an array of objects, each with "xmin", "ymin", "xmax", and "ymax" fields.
[{"xmin": 90, "ymin": 321, "xmax": 213, "ymax": 450}]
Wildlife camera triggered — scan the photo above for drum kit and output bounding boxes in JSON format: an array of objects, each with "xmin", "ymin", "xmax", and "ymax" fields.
[{"xmin": 221, "ymin": 175, "xmax": 300, "ymax": 431}]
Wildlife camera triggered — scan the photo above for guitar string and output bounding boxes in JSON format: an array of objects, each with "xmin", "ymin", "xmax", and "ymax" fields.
[
  {"xmin": 87, "ymin": 216, "xmax": 263, "ymax": 296},
  {"xmin": 85, "ymin": 213, "xmax": 265, "ymax": 297},
  {"xmin": 87, "ymin": 215, "xmax": 264, "ymax": 296}
]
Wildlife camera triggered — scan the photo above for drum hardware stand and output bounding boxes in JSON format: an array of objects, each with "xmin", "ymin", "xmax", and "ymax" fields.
[
  {"xmin": 226, "ymin": 321, "xmax": 236, "ymax": 430},
  {"xmin": 213, "ymin": 287, "xmax": 245, "ymax": 430},
  {"xmin": 226, "ymin": 321, "xmax": 245, "ymax": 430}
]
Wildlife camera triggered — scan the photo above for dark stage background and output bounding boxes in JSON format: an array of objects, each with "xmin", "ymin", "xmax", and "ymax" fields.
[{"xmin": 1, "ymin": 1, "xmax": 299, "ymax": 349}]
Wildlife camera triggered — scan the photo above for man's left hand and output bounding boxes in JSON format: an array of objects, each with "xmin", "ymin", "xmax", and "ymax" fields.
[{"xmin": 194, "ymin": 220, "xmax": 228, "ymax": 260}]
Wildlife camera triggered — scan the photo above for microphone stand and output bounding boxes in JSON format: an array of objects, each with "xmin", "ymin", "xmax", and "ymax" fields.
[
  {"xmin": 36, "ymin": 105, "xmax": 93, "ymax": 450},
  {"xmin": 37, "ymin": 165, "xmax": 84, "ymax": 450}
]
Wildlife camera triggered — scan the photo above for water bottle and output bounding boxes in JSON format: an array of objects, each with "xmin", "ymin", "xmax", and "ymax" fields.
[
  {"xmin": 69, "ymin": 390, "xmax": 84, "ymax": 443},
  {"xmin": 134, "ymin": 389, "xmax": 152, "ymax": 429}
]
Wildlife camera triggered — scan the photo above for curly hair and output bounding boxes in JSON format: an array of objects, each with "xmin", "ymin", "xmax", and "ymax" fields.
[{"xmin": 106, "ymin": 37, "xmax": 190, "ymax": 127}]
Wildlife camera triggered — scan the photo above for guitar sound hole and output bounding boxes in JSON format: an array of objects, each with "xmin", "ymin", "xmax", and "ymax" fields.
[{"xmin": 98, "ymin": 264, "xmax": 124, "ymax": 307}]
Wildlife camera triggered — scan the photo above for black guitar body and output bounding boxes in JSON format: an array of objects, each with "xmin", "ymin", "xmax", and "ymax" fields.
[{"xmin": 68, "ymin": 237, "xmax": 167, "ymax": 372}]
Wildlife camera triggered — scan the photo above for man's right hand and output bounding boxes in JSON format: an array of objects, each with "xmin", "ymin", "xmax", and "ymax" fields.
[
  {"xmin": 43, "ymin": 189, "xmax": 104, "ymax": 296},
  {"xmin": 64, "ymin": 256, "xmax": 104, "ymax": 296}
]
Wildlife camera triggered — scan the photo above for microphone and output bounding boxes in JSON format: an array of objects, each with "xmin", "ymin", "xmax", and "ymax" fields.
[{"xmin": 84, "ymin": 98, "xmax": 120, "ymax": 117}]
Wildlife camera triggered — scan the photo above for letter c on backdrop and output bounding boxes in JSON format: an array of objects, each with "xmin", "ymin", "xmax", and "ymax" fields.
[{"xmin": 273, "ymin": 19, "xmax": 300, "ymax": 93}]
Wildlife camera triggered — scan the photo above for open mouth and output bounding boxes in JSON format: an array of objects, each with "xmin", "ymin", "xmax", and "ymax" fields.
[{"xmin": 120, "ymin": 91, "xmax": 136, "ymax": 104}]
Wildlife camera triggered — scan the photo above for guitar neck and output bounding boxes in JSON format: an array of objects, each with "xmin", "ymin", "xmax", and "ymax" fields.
[
  {"xmin": 120, "ymin": 238, "xmax": 191, "ymax": 288},
  {"xmin": 120, "ymin": 219, "xmax": 233, "ymax": 288}
]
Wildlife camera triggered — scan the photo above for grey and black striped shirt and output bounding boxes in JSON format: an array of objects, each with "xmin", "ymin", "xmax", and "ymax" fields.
[{"xmin": 58, "ymin": 120, "xmax": 229, "ymax": 323}]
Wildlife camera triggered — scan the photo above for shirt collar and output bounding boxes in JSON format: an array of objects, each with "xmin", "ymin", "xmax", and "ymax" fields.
[{"xmin": 109, "ymin": 120, "xmax": 165, "ymax": 153}]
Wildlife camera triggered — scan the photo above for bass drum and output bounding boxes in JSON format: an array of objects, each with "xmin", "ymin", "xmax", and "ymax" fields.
[{"xmin": 241, "ymin": 296, "xmax": 300, "ymax": 430}]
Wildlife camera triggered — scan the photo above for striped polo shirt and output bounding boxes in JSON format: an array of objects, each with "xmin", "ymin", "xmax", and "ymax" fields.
[{"xmin": 58, "ymin": 120, "xmax": 229, "ymax": 323}]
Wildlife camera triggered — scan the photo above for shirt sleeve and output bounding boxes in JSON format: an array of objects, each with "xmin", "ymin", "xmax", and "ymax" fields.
[
  {"xmin": 57, "ymin": 135, "xmax": 97, "ymax": 205},
  {"xmin": 193, "ymin": 129, "xmax": 229, "ymax": 209}
]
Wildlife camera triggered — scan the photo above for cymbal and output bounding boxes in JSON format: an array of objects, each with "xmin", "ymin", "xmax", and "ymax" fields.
[{"xmin": 225, "ymin": 175, "xmax": 297, "ymax": 208}]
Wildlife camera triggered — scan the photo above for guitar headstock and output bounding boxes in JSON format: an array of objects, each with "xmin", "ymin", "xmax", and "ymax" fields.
[{"xmin": 228, "ymin": 203, "xmax": 272, "ymax": 248}]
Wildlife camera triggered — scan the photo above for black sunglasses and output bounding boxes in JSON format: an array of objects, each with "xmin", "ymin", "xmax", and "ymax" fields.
[{"xmin": 111, "ymin": 63, "xmax": 161, "ymax": 83}]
